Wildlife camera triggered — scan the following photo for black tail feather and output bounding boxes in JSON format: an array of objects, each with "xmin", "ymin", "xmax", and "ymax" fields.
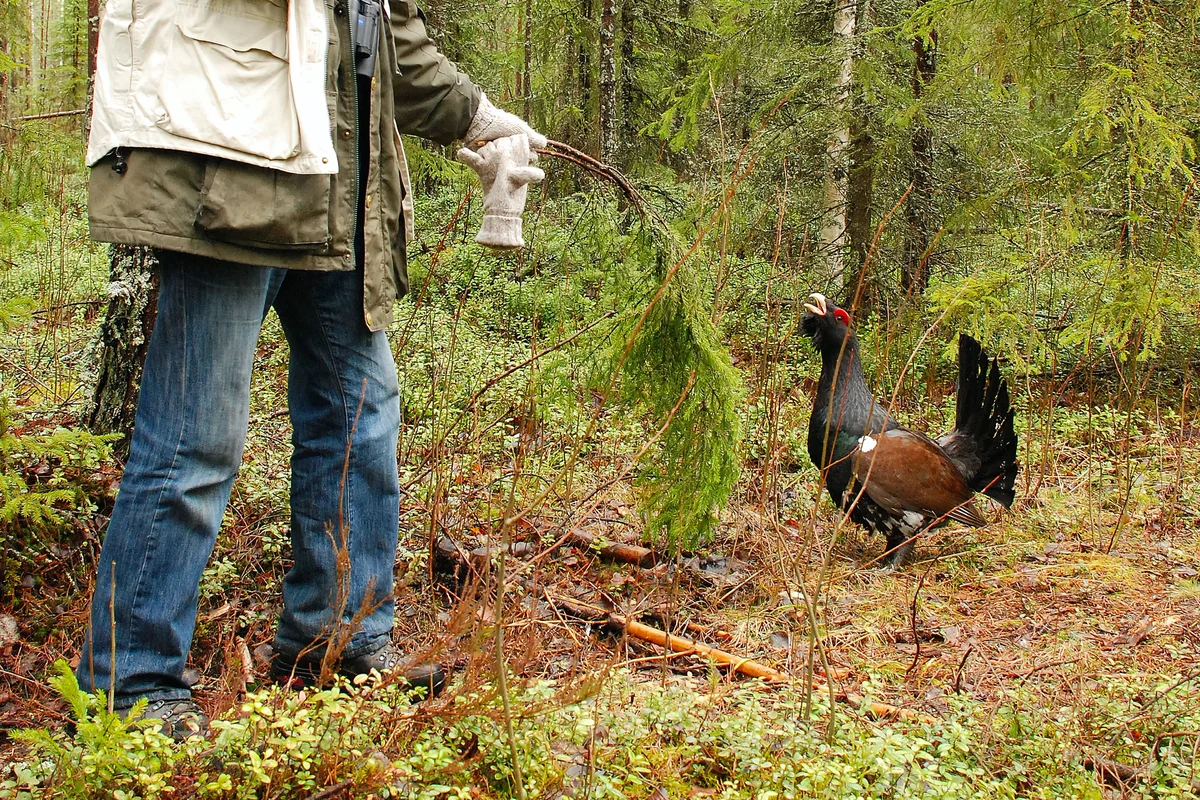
[
  {"xmin": 958, "ymin": 335, "xmax": 1018, "ymax": 506},
  {"xmin": 947, "ymin": 335, "xmax": 1018, "ymax": 507}
]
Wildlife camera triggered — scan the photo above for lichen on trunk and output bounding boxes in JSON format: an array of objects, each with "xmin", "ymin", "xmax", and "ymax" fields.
[{"xmin": 86, "ymin": 245, "xmax": 159, "ymax": 459}]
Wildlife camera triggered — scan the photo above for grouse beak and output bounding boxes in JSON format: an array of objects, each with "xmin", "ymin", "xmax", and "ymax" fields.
[{"xmin": 803, "ymin": 293, "xmax": 828, "ymax": 316}]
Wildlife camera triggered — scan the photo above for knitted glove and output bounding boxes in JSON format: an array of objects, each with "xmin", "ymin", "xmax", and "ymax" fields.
[
  {"xmin": 456, "ymin": 133, "xmax": 545, "ymax": 249},
  {"xmin": 463, "ymin": 93, "xmax": 548, "ymax": 149}
]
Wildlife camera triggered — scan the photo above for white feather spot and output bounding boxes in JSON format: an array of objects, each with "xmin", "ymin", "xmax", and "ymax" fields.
[{"xmin": 859, "ymin": 435, "xmax": 877, "ymax": 453}]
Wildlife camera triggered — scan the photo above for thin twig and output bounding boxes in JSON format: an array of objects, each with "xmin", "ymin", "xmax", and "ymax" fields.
[
  {"xmin": 301, "ymin": 780, "xmax": 353, "ymax": 800},
  {"xmin": 953, "ymin": 646, "xmax": 973, "ymax": 693},
  {"xmin": 1005, "ymin": 658, "xmax": 1079, "ymax": 682},
  {"xmin": 15, "ymin": 108, "xmax": 86, "ymax": 121},
  {"xmin": 538, "ymin": 140, "xmax": 653, "ymax": 218},
  {"xmin": 906, "ymin": 563, "xmax": 933, "ymax": 677}
]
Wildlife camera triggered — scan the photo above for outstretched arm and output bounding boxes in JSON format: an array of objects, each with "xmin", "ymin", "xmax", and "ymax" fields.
[
  {"xmin": 387, "ymin": 2, "xmax": 545, "ymax": 149},
  {"xmin": 387, "ymin": 0, "xmax": 482, "ymax": 144}
]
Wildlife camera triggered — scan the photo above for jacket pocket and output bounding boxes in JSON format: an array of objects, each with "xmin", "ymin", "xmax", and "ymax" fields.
[
  {"xmin": 155, "ymin": 0, "xmax": 301, "ymax": 161},
  {"xmin": 195, "ymin": 158, "xmax": 332, "ymax": 250}
]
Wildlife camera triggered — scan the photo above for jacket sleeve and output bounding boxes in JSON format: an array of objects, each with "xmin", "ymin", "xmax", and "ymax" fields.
[{"xmin": 388, "ymin": 1, "xmax": 482, "ymax": 145}]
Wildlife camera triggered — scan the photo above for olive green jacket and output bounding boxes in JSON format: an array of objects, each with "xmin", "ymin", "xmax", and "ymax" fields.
[{"xmin": 88, "ymin": 0, "xmax": 481, "ymax": 331}]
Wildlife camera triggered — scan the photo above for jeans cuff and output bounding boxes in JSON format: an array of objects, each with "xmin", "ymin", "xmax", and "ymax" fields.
[{"xmin": 273, "ymin": 629, "xmax": 391, "ymax": 662}]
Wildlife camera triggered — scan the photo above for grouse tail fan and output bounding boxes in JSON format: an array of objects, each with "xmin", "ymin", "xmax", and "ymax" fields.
[{"xmin": 938, "ymin": 335, "xmax": 1018, "ymax": 508}]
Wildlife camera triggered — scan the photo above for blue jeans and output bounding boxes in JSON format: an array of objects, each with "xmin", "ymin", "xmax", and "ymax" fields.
[{"xmin": 76, "ymin": 252, "xmax": 400, "ymax": 708}]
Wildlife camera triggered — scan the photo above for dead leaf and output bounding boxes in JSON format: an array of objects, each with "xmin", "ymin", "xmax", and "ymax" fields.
[
  {"xmin": 252, "ymin": 643, "xmax": 274, "ymax": 669},
  {"xmin": 0, "ymin": 615, "xmax": 18, "ymax": 648},
  {"xmin": 1120, "ymin": 615, "xmax": 1153, "ymax": 647},
  {"xmin": 201, "ymin": 602, "xmax": 232, "ymax": 622},
  {"xmin": 239, "ymin": 639, "xmax": 253, "ymax": 685}
]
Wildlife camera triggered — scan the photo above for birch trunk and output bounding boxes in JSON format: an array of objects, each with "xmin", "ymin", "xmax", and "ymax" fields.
[
  {"xmin": 820, "ymin": 0, "xmax": 856, "ymax": 291},
  {"xmin": 87, "ymin": 246, "xmax": 159, "ymax": 459},
  {"xmin": 578, "ymin": 0, "xmax": 594, "ymax": 151},
  {"xmin": 598, "ymin": 0, "xmax": 617, "ymax": 164}
]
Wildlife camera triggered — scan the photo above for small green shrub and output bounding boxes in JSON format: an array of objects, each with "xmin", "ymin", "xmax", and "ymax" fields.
[
  {"xmin": 4, "ymin": 662, "xmax": 182, "ymax": 798},
  {"xmin": 0, "ymin": 395, "xmax": 119, "ymax": 592}
]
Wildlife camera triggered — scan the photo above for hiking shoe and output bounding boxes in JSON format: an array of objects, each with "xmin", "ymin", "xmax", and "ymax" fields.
[
  {"xmin": 122, "ymin": 698, "xmax": 210, "ymax": 741},
  {"xmin": 271, "ymin": 641, "xmax": 446, "ymax": 699}
]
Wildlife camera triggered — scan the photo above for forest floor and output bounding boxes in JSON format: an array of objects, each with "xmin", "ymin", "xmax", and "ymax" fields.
[
  {"xmin": 1, "ymin": 173, "xmax": 1198, "ymax": 797},
  {"xmin": 2, "ymin": 290, "xmax": 1199, "ymax": 799}
]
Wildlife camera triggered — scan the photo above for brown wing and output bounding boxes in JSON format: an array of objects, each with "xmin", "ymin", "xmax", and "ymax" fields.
[{"xmin": 852, "ymin": 429, "xmax": 989, "ymax": 527}]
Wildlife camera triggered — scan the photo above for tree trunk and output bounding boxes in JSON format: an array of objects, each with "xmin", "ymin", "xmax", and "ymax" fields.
[
  {"xmin": 423, "ymin": 0, "xmax": 443, "ymax": 38},
  {"xmin": 85, "ymin": 0, "xmax": 99, "ymax": 138},
  {"xmin": 843, "ymin": 116, "xmax": 875, "ymax": 306},
  {"xmin": 0, "ymin": 32, "xmax": 8, "ymax": 120},
  {"xmin": 523, "ymin": 0, "xmax": 533, "ymax": 121},
  {"xmin": 88, "ymin": 246, "xmax": 159, "ymax": 459},
  {"xmin": 87, "ymin": 0, "xmax": 98, "ymax": 74},
  {"xmin": 578, "ymin": 0, "xmax": 594, "ymax": 152},
  {"xmin": 421, "ymin": 0, "xmax": 459, "ymax": 60},
  {"xmin": 676, "ymin": 0, "xmax": 691, "ymax": 73},
  {"xmin": 902, "ymin": 8, "xmax": 936, "ymax": 300},
  {"xmin": 598, "ymin": 0, "xmax": 617, "ymax": 164},
  {"xmin": 820, "ymin": 0, "xmax": 856, "ymax": 291},
  {"xmin": 842, "ymin": 0, "xmax": 874, "ymax": 311},
  {"xmin": 618, "ymin": 0, "xmax": 635, "ymax": 168}
]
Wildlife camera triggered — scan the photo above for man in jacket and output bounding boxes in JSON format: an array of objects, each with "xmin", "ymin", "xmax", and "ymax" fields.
[{"xmin": 76, "ymin": 0, "xmax": 544, "ymax": 739}]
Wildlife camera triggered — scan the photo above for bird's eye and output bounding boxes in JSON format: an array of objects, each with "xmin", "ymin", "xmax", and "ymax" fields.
[{"xmin": 833, "ymin": 308, "xmax": 851, "ymax": 326}]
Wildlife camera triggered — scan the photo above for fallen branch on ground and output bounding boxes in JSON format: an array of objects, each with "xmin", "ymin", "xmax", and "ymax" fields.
[
  {"xmin": 1084, "ymin": 756, "xmax": 1142, "ymax": 789},
  {"xmin": 542, "ymin": 592, "xmax": 784, "ymax": 679},
  {"xmin": 436, "ymin": 530, "xmax": 657, "ymax": 574},
  {"xmin": 434, "ymin": 536, "xmax": 926, "ymax": 721},
  {"xmin": 544, "ymin": 591, "xmax": 929, "ymax": 722},
  {"xmin": 546, "ymin": 592, "xmax": 852, "ymax": 679},
  {"xmin": 566, "ymin": 529, "xmax": 657, "ymax": 567},
  {"xmin": 841, "ymin": 692, "xmax": 933, "ymax": 724},
  {"xmin": 620, "ymin": 615, "xmax": 788, "ymax": 682}
]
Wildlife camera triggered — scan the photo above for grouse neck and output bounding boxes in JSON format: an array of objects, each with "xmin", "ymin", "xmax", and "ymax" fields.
[{"xmin": 814, "ymin": 333, "xmax": 883, "ymax": 430}]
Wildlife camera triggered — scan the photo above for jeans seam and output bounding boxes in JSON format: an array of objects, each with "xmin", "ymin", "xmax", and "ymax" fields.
[
  {"xmin": 301, "ymin": 279, "xmax": 355, "ymax": 626},
  {"xmin": 117, "ymin": 277, "xmax": 190, "ymax": 690}
]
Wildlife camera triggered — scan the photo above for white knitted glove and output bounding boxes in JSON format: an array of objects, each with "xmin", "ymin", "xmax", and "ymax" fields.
[
  {"xmin": 463, "ymin": 93, "xmax": 548, "ymax": 149},
  {"xmin": 456, "ymin": 134, "xmax": 545, "ymax": 249}
]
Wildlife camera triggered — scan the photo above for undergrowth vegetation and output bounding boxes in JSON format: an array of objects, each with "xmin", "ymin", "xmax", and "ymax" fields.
[{"xmin": 7, "ymin": 664, "xmax": 1200, "ymax": 799}]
